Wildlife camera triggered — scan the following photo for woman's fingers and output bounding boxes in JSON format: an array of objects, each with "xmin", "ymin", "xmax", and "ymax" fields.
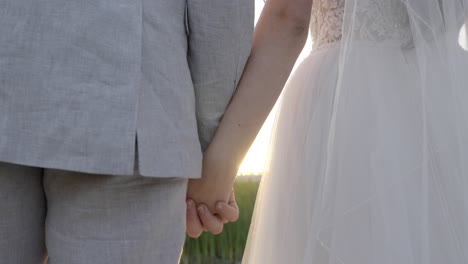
[
  {"xmin": 186, "ymin": 199, "xmax": 204, "ymax": 238},
  {"xmin": 197, "ymin": 204, "xmax": 224, "ymax": 235}
]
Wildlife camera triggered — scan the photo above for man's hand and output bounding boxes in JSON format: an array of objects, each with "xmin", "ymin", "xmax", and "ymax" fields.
[{"xmin": 186, "ymin": 190, "xmax": 239, "ymax": 238}]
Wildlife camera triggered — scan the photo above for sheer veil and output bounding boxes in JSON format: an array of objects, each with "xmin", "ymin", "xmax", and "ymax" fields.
[{"xmin": 243, "ymin": 0, "xmax": 468, "ymax": 263}]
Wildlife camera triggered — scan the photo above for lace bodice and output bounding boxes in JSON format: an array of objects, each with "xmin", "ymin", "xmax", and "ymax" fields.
[{"xmin": 311, "ymin": 0, "xmax": 413, "ymax": 49}]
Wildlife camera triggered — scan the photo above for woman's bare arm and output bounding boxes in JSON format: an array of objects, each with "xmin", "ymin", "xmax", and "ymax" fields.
[
  {"xmin": 186, "ymin": 0, "xmax": 313, "ymax": 238},
  {"xmin": 207, "ymin": 0, "xmax": 313, "ymax": 172}
]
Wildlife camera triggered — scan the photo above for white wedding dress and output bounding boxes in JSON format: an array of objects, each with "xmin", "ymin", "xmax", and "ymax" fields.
[{"xmin": 243, "ymin": 0, "xmax": 468, "ymax": 263}]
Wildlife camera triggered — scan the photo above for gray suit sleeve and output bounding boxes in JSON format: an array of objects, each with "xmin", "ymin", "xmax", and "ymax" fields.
[{"xmin": 186, "ymin": 0, "xmax": 254, "ymax": 152}]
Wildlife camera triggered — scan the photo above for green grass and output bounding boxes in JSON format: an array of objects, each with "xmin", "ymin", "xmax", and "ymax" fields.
[{"xmin": 181, "ymin": 178, "xmax": 260, "ymax": 264}]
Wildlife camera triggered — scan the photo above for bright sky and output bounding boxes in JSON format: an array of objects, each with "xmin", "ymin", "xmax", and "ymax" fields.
[{"xmin": 237, "ymin": 1, "xmax": 312, "ymax": 176}]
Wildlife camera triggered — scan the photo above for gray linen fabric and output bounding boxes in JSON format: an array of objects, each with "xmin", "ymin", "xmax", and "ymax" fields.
[
  {"xmin": 0, "ymin": 0, "xmax": 254, "ymax": 178},
  {"xmin": 0, "ymin": 152, "xmax": 189, "ymax": 263},
  {"xmin": 0, "ymin": 162, "xmax": 47, "ymax": 264}
]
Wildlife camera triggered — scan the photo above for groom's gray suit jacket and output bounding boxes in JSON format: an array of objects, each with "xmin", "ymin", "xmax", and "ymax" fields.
[{"xmin": 0, "ymin": 0, "xmax": 254, "ymax": 178}]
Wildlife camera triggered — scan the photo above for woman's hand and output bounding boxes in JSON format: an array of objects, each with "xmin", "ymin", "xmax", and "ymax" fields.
[{"xmin": 185, "ymin": 147, "xmax": 240, "ymax": 238}]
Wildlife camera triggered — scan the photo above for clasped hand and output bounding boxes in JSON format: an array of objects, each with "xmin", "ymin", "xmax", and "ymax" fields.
[{"xmin": 185, "ymin": 149, "xmax": 240, "ymax": 238}]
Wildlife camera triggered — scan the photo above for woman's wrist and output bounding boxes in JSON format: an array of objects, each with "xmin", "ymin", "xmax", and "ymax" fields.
[{"xmin": 203, "ymin": 143, "xmax": 240, "ymax": 183}]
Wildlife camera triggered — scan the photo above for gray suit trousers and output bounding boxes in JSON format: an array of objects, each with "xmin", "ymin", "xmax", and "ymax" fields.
[{"xmin": 0, "ymin": 152, "xmax": 188, "ymax": 264}]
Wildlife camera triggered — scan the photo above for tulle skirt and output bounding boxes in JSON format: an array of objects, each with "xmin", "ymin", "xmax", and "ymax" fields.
[{"xmin": 242, "ymin": 42, "xmax": 468, "ymax": 264}]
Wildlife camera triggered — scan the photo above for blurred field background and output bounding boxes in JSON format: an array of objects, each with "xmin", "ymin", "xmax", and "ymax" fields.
[{"xmin": 181, "ymin": 177, "xmax": 260, "ymax": 264}]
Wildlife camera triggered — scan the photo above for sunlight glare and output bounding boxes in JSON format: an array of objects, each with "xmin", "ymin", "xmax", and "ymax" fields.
[{"xmin": 237, "ymin": 0, "xmax": 312, "ymax": 176}]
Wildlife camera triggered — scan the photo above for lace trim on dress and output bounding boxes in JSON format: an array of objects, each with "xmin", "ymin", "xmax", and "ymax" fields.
[{"xmin": 311, "ymin": 0, "xmax": 413, "ymax": 49}]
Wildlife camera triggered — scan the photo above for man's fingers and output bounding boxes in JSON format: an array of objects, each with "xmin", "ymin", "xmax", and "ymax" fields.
[
  {"xmin": 197, "ymin": 205, "xmax": 224, "ymax": 235},
  {"xmin": 186, "ymin": 199, "xmax": 204, "ymax": 238},
  {"xmin": 216, "ymin": 201, "xmax": 239, "ymax": 223},
  {"xmin": 216, "ymin": 190, "xmax": 239, "ymax": 222}
]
